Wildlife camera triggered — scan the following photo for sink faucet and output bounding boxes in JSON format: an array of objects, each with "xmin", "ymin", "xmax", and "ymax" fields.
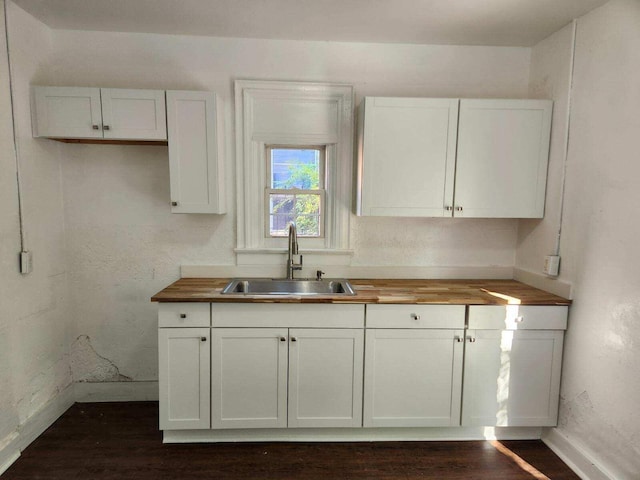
[{"xmin": 287, "ymin": 223, "xmax": 303, "ymax": 279}]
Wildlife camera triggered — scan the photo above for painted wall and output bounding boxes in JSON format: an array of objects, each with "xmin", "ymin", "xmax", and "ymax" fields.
[
  {"xmin": 0, "ymin": 0, "xmax": 72, "ymax": 467},
  {"xmin": 522, "ymin": 1, "xmax": 640, "ymax": 477},
  {"xmin": 516, "ymin": 23, "xmax": 574, "ymax": 287},
  {"xmin": 31, "ymin": 27, "xmax": 531, "ymax": 381}
]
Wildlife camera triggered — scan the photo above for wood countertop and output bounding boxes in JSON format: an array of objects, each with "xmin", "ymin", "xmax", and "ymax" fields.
[{"xmin": 151, "ymin": 278, "xmax": 571, "ymax": 305}]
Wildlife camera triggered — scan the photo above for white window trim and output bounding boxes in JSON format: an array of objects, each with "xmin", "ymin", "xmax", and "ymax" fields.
[{"xmin": 234, "ymin": 80, "xmax": 354, "ymax": 260}]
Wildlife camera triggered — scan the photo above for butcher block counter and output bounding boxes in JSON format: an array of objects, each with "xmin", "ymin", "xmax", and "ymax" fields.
[{"xmin": 151, "ymin": 278, "xmax": 571, "ymax": 305}]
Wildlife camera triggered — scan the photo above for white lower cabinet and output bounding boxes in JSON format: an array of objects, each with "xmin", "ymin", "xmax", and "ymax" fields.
[
  {"xmin": 288, "ymin": 328, "xmax": 364, "ymax": 428},
  {"xmin": 211, "ymin": 328, "xmax": 289, "ymax": 429},
  {"xmin": 158, "ymin": 302, "xmax": 568, "ymax": 437},
  {"xmin": 211, "ymin": 327, "xmax": 364, "ymax": 429},
  {"xmin": 363, "ymin": 304, "xmax": 466, "ymax": 428},
  {"xmin": 158, "ymin": 327, "xmax": 210, "ymax": 430},
  {"xmin": 461, "ymin": 306, "xmax": 567, "ymax": 427},
  {"xmin": 363, "ymin": 329, "xmax": 464, "ymax": 427}
]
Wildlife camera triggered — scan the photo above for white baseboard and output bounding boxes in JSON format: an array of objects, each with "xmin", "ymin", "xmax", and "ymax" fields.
[
  {"xmin": 513, "ymin": 267, "xmax": 573, "ymax": 299},
  {"xmin": 0, "ymin": 383, "xmax": 74, "ymax": 476},
  {"xmin": 542, "ymin": 428, "xmax": 613, "ymax": 480},
  {"xmin": 74, "ymin": 381, "xmax": 159, "ymax": 403},
  {"xmin": 164, "ymin": 426, "xmax": 542, "ymax": 443}
]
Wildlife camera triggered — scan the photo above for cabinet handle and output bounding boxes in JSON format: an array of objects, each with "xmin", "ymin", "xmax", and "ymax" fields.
[
  {"xmin": 468, "ymin": 337, "xmax": 476, "ymax": 343},
  {"xmin": 103, "ymin": 125, "xmax": 110, "ymax": 131},
  {"xmin": 179, "ymin": 313, "xmax": 187, "ymax": 318},
  {"xmin": 455, "ymin": 206, "xmax": 463, "ymax": 212},
  {"xmin": 515, "ymin": 316, "xmax": 524, "ymax": 323},
  {"xmin": 92, "ymin": 125, "xmax": 99, "ymax": 130},
  {"xmin": 291, "ymin": 337, "xmax": 297, "ymax": 342},
  {"xmin": 445, "ymin": 206, "xmax": 453, "ymax": 211},
  {"xmin": 455, "ymin": 336, "xmax": 463, "ymax": 343},
  {"xmin": 200, "ymin": 337, "xmax": 207, "ymax": 342},
  {"xmin": 171, "ymin": 201, "xmax": 178, "ymax": 207},
  {"xmin": 410, "ymin": 313, "xmax": 421, "ymax": 321},
  {"xmin": 279, "ymin": 336, "xmax": 286, "ymax": 342}
]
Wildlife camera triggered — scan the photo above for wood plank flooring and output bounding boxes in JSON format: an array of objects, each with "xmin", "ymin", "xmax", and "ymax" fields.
[{"xmin": 3, "ymin": 402, "xmax": 580, "ymax": 480}]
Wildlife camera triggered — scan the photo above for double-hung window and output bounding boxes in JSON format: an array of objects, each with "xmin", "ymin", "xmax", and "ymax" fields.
[
  {"xmin": 266, "ymin": 146, "xmax": 325, "ymax": 238},
  {"xmin": 235, "ymin": 80, "xmax": 353, "ymax": 262}
]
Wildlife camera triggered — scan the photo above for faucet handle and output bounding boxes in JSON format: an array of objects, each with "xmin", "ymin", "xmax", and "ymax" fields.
[{"xmin": 316, "ymin": 270, "xmax": 325, "ymax": 281}]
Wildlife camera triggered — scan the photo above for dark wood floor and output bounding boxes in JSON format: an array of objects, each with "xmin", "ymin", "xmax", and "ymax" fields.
[{"xmin": 3, "ymin": 402, "xmax": 579, "ymax": 480}]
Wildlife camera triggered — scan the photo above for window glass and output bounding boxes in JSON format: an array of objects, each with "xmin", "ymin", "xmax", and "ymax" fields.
[{"xmin": 267, "ymin": 147, "xmax": 324, "ymax": 237}]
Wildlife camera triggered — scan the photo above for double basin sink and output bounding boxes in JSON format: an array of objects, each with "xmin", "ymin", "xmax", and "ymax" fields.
[{"xmin": 221, "ymin": 278, "xmax": 356, "ymax": 296}]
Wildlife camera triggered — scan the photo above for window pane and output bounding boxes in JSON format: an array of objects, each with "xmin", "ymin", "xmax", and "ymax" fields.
[
  {"xmin": 270, "ymin": 148, "xmax": 321, "ymax": 189},
  {"xmin": 269, "ymin": 193, "xmax": 321, "ymax": 237}
]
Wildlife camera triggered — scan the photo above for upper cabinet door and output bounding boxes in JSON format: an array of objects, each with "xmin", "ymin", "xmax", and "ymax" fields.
[
  {"xmin": 32, "ymin": 86, "xmax": 103, "ymax": 139},
  {"xmin": 454, "ymin": 99, "xmax": 552, "ymax": 218},
  {"xmin": 358, "ymin": 97, "xmax": 459, "ymax": 217},
  {"xmin": 166, "ymin": 91, "xmax": 226, "ymax": 214},
  {"xmin": 100, "ymin": 88, "xmax": 167, "ymax": 140}
]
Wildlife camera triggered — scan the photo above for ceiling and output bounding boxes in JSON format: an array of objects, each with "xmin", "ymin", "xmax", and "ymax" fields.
[{"xmin": 12, "ymin": 0, "xmax": 608, "ymax": 47}]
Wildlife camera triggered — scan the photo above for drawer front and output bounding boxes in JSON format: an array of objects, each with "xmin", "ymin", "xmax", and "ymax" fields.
[
  {"xmin": 468, "ymin": 305, "xmax": 568, "ymax": 330},
  {"xmin": 366, "ymin": 304, "xmax": 465, "ymax": 329},
  {"xmin": 158, "ymin": 303, "xmax": 211, "ymax": 327},
  {"xmin": 212, "ymin": 303, "xmax": 364, "ymax": 328}
]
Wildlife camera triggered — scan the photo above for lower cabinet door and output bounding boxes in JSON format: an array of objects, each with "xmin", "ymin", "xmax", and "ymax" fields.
[
  {"xmin": 211, "ymin": 328, "xmax": 288, "ymax": 429},
  {"xmin": 363, "ymin": 329, "xmax": 464, "ymax": 427},
  {"xmin": 288, "ymin": 328, "xmax": 364, "ymax": 428},
  {"xmin": 158, "ymin": 328, "xmax": 210, "ymax": 430},
  {"xmin": 461, "ymin": 329, "xmax": 564, "ymax": 427}
]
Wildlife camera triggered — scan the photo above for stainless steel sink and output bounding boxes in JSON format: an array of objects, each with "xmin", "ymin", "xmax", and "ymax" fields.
[{"xmin": 221, "ymin": 278, "xmax": 356, "ymax": 296}]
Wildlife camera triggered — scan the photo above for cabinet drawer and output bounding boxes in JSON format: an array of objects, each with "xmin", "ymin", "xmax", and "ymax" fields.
[
  {"xmin": 158, "ymin": 303, "xmax": 210, "ymax": 327},
  {"xmin": 468, "ymin": 305, "xmax": 568, "ymax": 330},
  {"xmin": 366, "ymin": 304, "xmax": 465, "ymax": 329},
  {"xmin": 212, "ymin": 303, "xmax": 364, "ymax": 328}
]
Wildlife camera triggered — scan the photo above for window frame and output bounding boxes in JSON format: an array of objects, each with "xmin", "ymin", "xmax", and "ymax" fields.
[
  {"xmin": 234, "ymin": 80, "xmax": 354, "ymax": 262},
  {"xmin": 265, "ymin": 145, "xmax": 327, "ymax": 239}
]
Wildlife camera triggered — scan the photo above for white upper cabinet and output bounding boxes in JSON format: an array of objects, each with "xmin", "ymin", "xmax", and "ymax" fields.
[
  {"xmin": 357, "ymin": 97, "xmax": 552, "ymax": 218},
  {"xmin": 166, "ymin": 91, "xmax": 225, "ymax": 214},
  {"xmin": 357, "ymin": 97, "xmax": 459, "ymax": 216},
  {"xmin": 454, "ymin": 99, "xmax": 552, "ymax": 218},
  {"xmin": 32, "ymin": 86, "xmax": 167, "ymax": 141},
  {"xmin": 100, "ymin": 88, "xmax": 166, "ymax": 140},
  {"xmin": 32, "ymin": 87, "xmax": 103, "ymax": 139}
]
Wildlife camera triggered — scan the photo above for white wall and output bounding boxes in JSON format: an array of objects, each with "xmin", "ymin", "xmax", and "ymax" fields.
[
  {"xmin": 0, "ymin": 0, "xmax": 72, "ymax": 468},
  {"xmin": 523, "ymin": 1, "xmax": 640, "ymax": 477},
  {"xmin": 35, "ymin": 27, "xmax": 531, "ymax": 381},
  {"xmin": 515, "ymin": 23, "xmax": 574, "ymax": 290}
]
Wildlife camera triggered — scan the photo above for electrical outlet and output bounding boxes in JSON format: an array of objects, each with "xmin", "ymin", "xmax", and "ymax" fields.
[
  {"xmin": 543, "ymin": 255, "xmax": 560, "ymax": 276},
  {"xmin": 20, "ymin": 251, "xmax": 32, "ymax": 274}
]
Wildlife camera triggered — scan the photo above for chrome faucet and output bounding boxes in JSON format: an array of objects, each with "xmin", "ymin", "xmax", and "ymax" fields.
[{"xmin": 287, "ymin": 223, "xmax": 303, "ymax": 279}]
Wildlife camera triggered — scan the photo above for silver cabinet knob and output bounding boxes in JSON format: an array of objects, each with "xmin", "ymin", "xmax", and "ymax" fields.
[
  {"xmin": 200, "ymin": 337, "xmax": 207, "ymax": 342},
  {"xmin": 171, "ymin": 201, "xmax": 178, "ymax": 206},
  {"xmin": 468, "ymin": 337, "xmax": 476, "ymax": 343},
  {"xmin": 445, "ymin": 206, "xmax": 453, "ymax": 211},
  {"xmin": 103, "ymin": 125, "xmax": 110, "ymax": 130},
  {"xmin": 515, "ymin": 316, "xmax": 524, "ymax": 323},
  {"xmin": 279, "ymin": 336, "xmax": 286, "ymax": 342},
  {"xmin": 291, "ymin": 337, "xmax": 297, "ymax": 342},
  {"xmin": 455, "ymin": 336, "xmax": 463, "ymax": 343},
  {"xmin": 92, "ymin": 125, "xmax": 99, "ymax": 130},
  {"xmin": 179, "ymin": 313, "xmax": 187, "ymax": 318},
  {"xmin": 455, "ymin": 206, "xmax": 463, "ymax": 212},
  {"xmin": 410, "ymin": 313, "xmax": 421, "ymax": 321}
]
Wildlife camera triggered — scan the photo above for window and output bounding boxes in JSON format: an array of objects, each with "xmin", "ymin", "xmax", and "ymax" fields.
[
  {"xmin": 266, "ymin": 146, "xmax": 325, "ymax": 237},
  {"xmin": 235, "ymin": 80, "xmax": 354, "ymax": 262}
]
